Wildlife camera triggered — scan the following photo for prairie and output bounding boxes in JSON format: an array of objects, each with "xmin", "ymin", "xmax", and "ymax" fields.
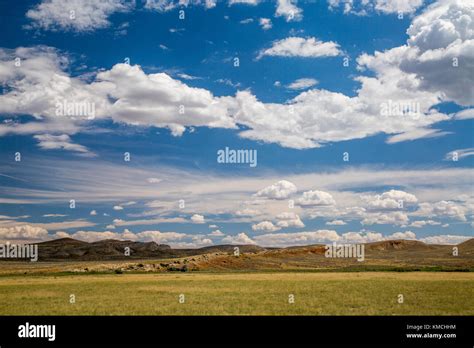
[{"xmin": 0, "ymin": 272, "xmax": 472, "ymax": 315}]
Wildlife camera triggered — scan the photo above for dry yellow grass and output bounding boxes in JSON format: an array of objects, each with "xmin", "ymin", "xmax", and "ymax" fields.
[{"xmin": 0, "ymin": 272, "xmax": 472, "ymax": 315}]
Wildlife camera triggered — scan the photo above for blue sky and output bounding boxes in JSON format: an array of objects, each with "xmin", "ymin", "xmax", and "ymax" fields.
[{"xmin": 0, "ymin": 0, "xmax": 473, "ymax": 247}]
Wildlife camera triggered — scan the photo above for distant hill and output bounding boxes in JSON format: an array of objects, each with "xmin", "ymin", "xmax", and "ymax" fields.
[
  {"xmin": 0, "ymin": 237, "xmax": 472, "ymax": 274},
  {"xmin": 458, "ymin": 238, "xmax": 474, "ymax": 256},
  {"xmin": 183, "ymin": 238, "xmax": 474, "ymax": 272},
  {"xmin": 34, "ymin": 238, "xmax": 265, "ymax": 261},
  {"xmin": 364, "ymin": 239, "xmax": 434, "ymax": 251}
]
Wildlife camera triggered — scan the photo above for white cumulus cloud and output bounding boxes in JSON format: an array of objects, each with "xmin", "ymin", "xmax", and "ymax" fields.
[
  {"xmin": 287, "ymin": 78, "xmax": 318, "ymax": 90},
  {"xmin": 297, "ymin": 190, "xmax": 336, "ymax": 206},
  {"xmin": 26, "ymin": 0, "xmax": 134, "ymax": 32},
  {"xmin": 258, "ymin": 37, "xmax": 342, "ymax": 59},
  {"xmin": 222, "ymin": 232, "xmax": 256, "ymax": 244},
  {"xmin": 275, "ymin": 0, "xmax": 303, "ymax": 22},
  {"xmin": 191, "ymin": 214, "xmax": 206, "ymax": 224},
  {"xmin": 252, "ymin": 221, "xmax": 280, "ymax": 232},
  {"xmin": 255, "ymin": 180, "xmax": 297, "ymax": 200}
]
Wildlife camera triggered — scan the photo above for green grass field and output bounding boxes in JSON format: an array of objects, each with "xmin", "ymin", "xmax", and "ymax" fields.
[{"xmin": 0, "ymin": 272, "xmax": 472, "ymax": 315}]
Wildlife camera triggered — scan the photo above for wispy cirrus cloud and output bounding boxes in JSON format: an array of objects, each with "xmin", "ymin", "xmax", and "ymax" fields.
[
  {"xmin": 34, "ymin": 134, "xmax": 96, "ymax": 156},
  {"xmin": 445, "ymin": 148, "xmax": 474, "ymax": 161}
]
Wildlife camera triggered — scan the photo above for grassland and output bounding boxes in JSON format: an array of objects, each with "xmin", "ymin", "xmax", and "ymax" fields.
[{"xmin": 0, "ymin": 272, "xmax": 472, "ymax": 315}]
